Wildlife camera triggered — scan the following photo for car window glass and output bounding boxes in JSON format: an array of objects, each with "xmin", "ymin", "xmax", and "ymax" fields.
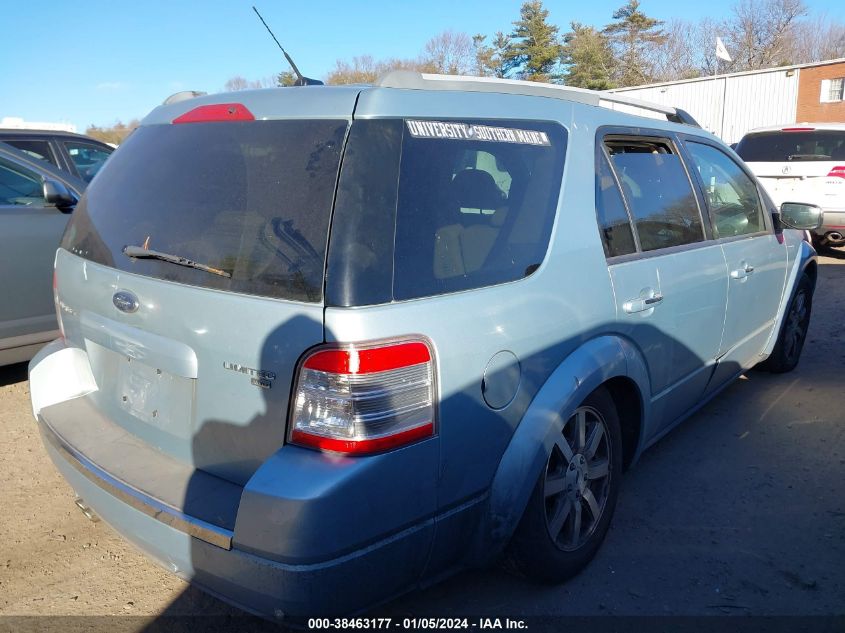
[
  {"xmin": 735, "ymin": 130, "xmax": 845, "ymax": 162},
  {"xmin": 4, "ymin": 139, "xmax": 57, "ymax": 167},
  {"xmin": 595, "ymin": 150, "xmax": 636, "ymax": 257},
  {"xmin": 392, "ymin": 120, "xmax": 567, "ymax": 300},
  {"xmin": 605, "ymin": 139, "xmax": 704, "ymax": 252},
  {"xmin": 0, "ymin": 158, "xmax": 44, "ymax": 206},
  {"xmin": 63, "ymin": 141, "xmax": 113, "ymax": 183},
  {"xmin": 62, "ymin": 120, "xmax": 346, "ymax": 302},
  {"xmin": 685, "ymin": 141, "xmax": 765, "ymax": 238}
]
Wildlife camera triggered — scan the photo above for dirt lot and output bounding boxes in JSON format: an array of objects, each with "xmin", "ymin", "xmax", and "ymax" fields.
[{"xmin": 1, "ymin": 252, "xmax": 843, "ymax": 623}]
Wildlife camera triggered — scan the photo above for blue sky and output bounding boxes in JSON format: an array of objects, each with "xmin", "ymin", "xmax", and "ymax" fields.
[{"xmin": 0, "ymin": 0, "xmax": 839, "ymax": 131}]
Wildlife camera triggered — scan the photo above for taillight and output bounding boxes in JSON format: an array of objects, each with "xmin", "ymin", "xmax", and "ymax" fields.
[
  {"xmin": 172, "ymin": 103, "xmax": 255, "ymax": 124},
  {"xmin": 53, "ymin": 269, "xmax": 65, "ymax": 342},
  {"xmin": 289, "ymin": 339, "xmax": 436, "ymax": 455},
  {"xmin": 781, "ymin": 127, "xmax": 815, "ymax": 132},
  {"xmin": 827, "ymin": 166, "xmax": 845, "ymax": 179}
]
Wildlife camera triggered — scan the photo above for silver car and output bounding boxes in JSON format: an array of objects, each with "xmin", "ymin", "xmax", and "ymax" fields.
[{"xmin": 0, "ymin": 143, "xmax": 82, "ymax": 366}]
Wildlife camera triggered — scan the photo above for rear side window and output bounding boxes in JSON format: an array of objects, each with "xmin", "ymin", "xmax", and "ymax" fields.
[
  {"xmin": 3, "ymin": 139, "xmax": 58, "ymax": 167},
  {"xmin": 735, "ymin": 130, "xmax": 845, "ymax": 162},
  {"xmin": 605, "ymin": 138, "xmax": 704, "ymax": 252},
  {"xmin": 395, "ymin": 121, "xmax": 565, "ymax": 300},
  {"xmin": 327, "ymin": 119, "xmax": 566, "ymax": 305},
  {"xmin": 62, "ymin": 120, "xmax": 346, "ymax": 302},
  {"xmin": 684, "ymin": 141, "xmax": 765, "ymax": 238}
]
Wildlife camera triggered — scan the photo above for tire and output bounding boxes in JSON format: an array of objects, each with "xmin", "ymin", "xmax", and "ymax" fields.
[
  {"xmin": 759, "ymin": 273, "xmax": 813, "ymax": 374},
  {"xmin": 811, "ymin": 234, "xmax": 831, "ymax": 253},
  {"xmin": 506, "ymin": 385, "xmax": 623, "ymax": 583}
]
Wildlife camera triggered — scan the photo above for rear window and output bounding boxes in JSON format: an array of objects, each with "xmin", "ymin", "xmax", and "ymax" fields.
[
  {"xmin": 735, "ymin": 130, "xmax": 845, "ymax": 162},
  {"xmin": 62, "ymin": 119, "xmax": 347, "ymax": 302},
  {"xmin": 326, "ymin": 118, "xmax": 567, "ymax": 306}
]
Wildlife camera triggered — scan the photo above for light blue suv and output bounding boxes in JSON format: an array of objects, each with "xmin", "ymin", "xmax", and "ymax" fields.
[{"xmin": 29, "ymin": 72, "xmax": 820, "ymax": 619}]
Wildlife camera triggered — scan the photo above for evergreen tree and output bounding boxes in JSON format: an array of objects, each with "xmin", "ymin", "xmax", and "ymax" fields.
[
  {"xmin": 561, "ymin": 23, "xmax": 616, "ymax": 89},
  {"xmin": 473, "ymin": 32, "xmax": 511, "ymax": 78},
  {"xmin": 503, "ymin": 1, "xmax": 562, "ymax": 82},
  {"xmin": 276, "ymin": 70, "xmax": 297, "ymax": 86},
  {"xmin": 604, "ymin": 0, "xmax": 667, "ymax": 87}
]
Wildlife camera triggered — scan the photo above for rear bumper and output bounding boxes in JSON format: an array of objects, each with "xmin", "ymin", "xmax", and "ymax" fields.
[
  {"xmin": 815, "ymin": 209, "xmax": 845, "ymax": 236},
  {"xmin": 29, "ymin": 339, "xmax": 443, "ymax": 618},
  {"xmin": 40, "ymin": 419, "xmax": 434, "ymax": 618}
]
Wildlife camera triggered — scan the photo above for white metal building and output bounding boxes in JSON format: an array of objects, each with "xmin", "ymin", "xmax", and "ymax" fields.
[{"xmin": 607, "ymin": 58, "xmax": 845, "ymax": 144}]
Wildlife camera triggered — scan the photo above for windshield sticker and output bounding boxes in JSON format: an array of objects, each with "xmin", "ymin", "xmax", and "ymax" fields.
[{"xmin": 406, "ymin": 120, "xmax": 551, "ymax": 146}]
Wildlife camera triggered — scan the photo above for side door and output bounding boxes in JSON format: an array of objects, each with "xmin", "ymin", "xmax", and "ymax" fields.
[
  {"xmin": 680, "ymin": 138, "xmax": 788, "ymax": 386},
  {"xmin": 595, "ymin": 131, "xmax": 729, "ymax": 435},
  {"xmin": 0, "ymin": 153, "xmax": 75, "ymax": 346}
]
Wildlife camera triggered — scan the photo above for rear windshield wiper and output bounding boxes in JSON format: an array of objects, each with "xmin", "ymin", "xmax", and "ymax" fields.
[{"xmin": 122, "ymin": 245, "xmax": 232, "ymax": 278}]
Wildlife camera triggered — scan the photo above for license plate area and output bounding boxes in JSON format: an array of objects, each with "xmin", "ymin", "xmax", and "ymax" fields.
[{"xmin": 86, "ymin": 340, "xmax": 195, "ymax": 440}]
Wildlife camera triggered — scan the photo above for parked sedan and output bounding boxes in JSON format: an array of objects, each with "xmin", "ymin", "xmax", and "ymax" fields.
[
  {"xmin": 0, "ymin": 142, "xmax": 84, "ymax": 366},
  {"xmin": 0, "ymin": 128, "xmax": 114, "ymax": 183}
]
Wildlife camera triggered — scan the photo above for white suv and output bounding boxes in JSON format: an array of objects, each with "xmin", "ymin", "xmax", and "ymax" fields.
[{"xmin": 736, "ymin": 123, "xmax": 845, "ymax": 250}]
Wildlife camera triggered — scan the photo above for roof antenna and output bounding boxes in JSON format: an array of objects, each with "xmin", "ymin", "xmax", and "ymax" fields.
[{"xmin": 252, "ymin": 6, "xmax": 323, "ymax": 86}]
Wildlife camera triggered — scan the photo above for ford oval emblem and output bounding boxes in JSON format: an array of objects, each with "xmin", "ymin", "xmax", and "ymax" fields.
[{"xmin": 113, "ymin": 290, "xmax": 139, "ymax": 314}]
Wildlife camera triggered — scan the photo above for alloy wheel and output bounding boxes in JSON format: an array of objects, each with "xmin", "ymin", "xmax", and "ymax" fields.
[{"xmin": 543, "ymin": 405, "xmax": 612, "ymax": 551}]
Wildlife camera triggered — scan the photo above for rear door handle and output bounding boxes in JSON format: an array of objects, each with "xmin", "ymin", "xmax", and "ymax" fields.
[
  {"xmin": 623, "ymin": 293, "xmax": 663, "ymax": 314},
  {"xmin": 730, "ymin": 263, "xmax": 755, "ymax": 280}
]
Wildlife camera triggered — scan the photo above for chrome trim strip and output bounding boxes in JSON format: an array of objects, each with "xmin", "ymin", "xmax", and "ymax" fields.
[
  {"xmin": 39, "ymin": 418, "xmax": 233, "ymax": 550},
  {"xmin": 0, "ymin": 329, "xmax": 60, "ymax": 351}
]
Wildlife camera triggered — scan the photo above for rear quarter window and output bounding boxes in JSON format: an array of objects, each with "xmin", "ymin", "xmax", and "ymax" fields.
[{"xmin": 326, "ymin": 118, "xmax": 567, "ymax": 305}]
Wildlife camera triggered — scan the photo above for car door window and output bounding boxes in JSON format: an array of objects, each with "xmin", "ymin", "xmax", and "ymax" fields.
[
  {"xmin": 595, "ymin": 150, "xmax": 636, "ymax": 257},
  {"xmin": 684, "ymin": 141, "xmax": 765, "ymax": 238},
  {"xmin": 3, "ymin": 139, "xmax": 58, "ymax": 167},
  {"xmin": 605, "ymin": 138, "xmax": 704, "ymax": 252},
  {"xmin": 0, "ymin": 158, "xmax": 44, "ymax": 206},
  {"xmin": 63, "ymin": 141, "xmax": 112, "ymax": 182}
]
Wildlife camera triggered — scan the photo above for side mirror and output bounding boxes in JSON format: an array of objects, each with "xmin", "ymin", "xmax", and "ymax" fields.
[
  {"xmin": 779, "ymin": 202, "xmax": 823, "ymax": 231},
  {"xmin": 43, "ymin": 179, "xmax": 77, "ymax": 211}
]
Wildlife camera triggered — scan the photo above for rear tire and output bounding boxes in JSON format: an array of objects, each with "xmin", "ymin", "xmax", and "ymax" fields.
[
  {"xmin": 811, "ymin": 234, "xmax": 832, "ymax": 253},
  {"xmin": 506, "ymin": 386, "xmax": 623, "ymax": 583},
  {"xmin": 759, "ymin": 273, "xmax": 813, "ymax": 374}
]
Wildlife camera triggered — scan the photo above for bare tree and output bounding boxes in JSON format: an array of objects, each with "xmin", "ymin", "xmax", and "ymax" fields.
[
  {"xmin": 789, "ymin": 15, "xmax": 845, "ymax": 63},
  {"xmin": 223, "ymin": 75, "xmax": 276, "ymax": 91},
  {"xmin": 224, "ymin": 75, "xmax": 250, "ymax": 91},
  {"xmin": 325, "ymin": 55, "xmax": 430, "ymax": 85},
  {"xmin": 422, "ymin": 31, "xmax": 475, "ymax": 75},
  {"xmin": 725, "ymin": 0, "xmax": 807, "ymax": 70},
  {"xmin": 652, "ymin": 17, "xmax": 723, "ymax": 80}
]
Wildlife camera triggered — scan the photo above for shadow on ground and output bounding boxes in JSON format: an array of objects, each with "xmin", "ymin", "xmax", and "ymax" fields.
[{"xmin": 0, "ymin": 361, "xmax": 28, "ymax": 387}]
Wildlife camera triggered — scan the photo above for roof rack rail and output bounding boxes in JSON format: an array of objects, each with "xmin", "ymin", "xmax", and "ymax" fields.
[
  {"xmin": 162, "ymin": 91, "xmax": 208, "ymax": 106},
  {"xmin": 377, "ymin": 71, "xmax": 700, "ymax": 128}
]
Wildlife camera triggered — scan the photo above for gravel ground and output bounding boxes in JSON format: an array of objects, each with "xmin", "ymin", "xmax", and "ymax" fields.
[{"xmin": 1, "ymin": 251, "xmax": 843, "ymax": 623}]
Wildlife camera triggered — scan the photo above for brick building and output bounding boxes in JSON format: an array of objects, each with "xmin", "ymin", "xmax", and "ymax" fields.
[{"xmin": 607, "ymin": 58, "xmax": 845, "ymax": 144}]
